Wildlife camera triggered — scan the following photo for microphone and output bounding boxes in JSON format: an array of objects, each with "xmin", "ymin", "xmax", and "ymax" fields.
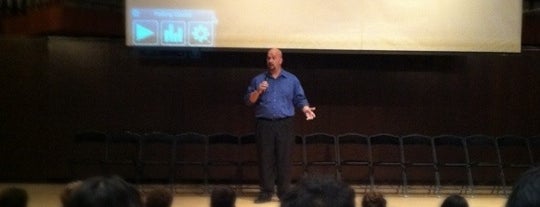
[{"xmin": 261, "ymin": 76, "xmax": 269, "ymax": 93}]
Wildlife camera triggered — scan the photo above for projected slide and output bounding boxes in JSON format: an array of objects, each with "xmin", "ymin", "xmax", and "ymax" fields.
[
  {"xmin": 126, "ymin": 0, "xmax": 522, "ymax": 53},
  {"xmin": 131, "ymin": 9, "xmax": 217, "ymax": 46}
]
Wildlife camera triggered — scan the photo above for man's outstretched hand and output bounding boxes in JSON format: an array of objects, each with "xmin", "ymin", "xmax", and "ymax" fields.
[{"xmin": 302, "ymin": 106, "xmax": 316, "ymax": 120}]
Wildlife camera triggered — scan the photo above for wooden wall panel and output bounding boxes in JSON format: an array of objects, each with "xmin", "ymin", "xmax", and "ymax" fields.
[{"xmin": 1, "ymin": 37, "xmax": 539, "ymax": 181}]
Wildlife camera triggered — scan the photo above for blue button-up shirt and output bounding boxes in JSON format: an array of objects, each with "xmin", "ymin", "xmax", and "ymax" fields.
[{"xmin": 245, "ymin": 69, "xmax": 309, "ymax": 119}]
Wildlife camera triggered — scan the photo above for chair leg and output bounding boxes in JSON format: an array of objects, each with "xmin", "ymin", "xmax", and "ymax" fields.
[
  {"xmin": 369, "ymin": 166, "xmax": 375, "ymax": 192},
  {"xmin": 204, "ymin": 165, "xmax": 210, "ymax": 193},
  {"xmin": 466, "ymin": 167, "xmax": 474, "ymax": 196},
  {"xmin": 401, "ymin": 168, "xmax": 408, "ymax": 197},
  {"xmin": 238, "ymin": 166, "xmax": 244, "ymax": 194},
  {"xmin": 499, "ymin": 169, "xmax": 507, "ymax": 196},
  {"xmin": 236, "ymin": 164, "xmax": 242, "ymax": 193},
  {"xmin": 434, "ymin": 169, "xmax": 441, "ymax": 195},
  {"xmin": 168, "ymin": 162, "xmax": 174, "ymax": 193}
]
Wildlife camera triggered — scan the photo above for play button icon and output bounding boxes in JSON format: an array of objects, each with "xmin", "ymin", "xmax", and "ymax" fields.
[
  {"xmin": 132, "ymin": 20, "xmax": 158, "ymax": 45},
  {"xmin": 136, "ymin": 24, "xmax": 154, "ymax": 41}
]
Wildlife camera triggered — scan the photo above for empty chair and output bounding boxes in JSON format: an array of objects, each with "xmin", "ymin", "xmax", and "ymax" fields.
[
  {"xmin": 465, "ymin": 135, "xmax": 504, "ymax": 195},
  {"xmin": 496, "ymin": 135, "xmax": 533, "ymax": 193},
  {"xmin": 336, "ymin": 133, "xmax": 371, "ymax": 192},
  {"xmin": 238, "ymin": 133, "xmax": 258, "ymax": 193},
  {"xmin": 104, "ymin": 131, "xmax": 143, "ymax": 184},
  {"xmin": 369, "ymin": 133, "xmax": 405, "ymax": 194},
  {"xmin": 174, "ymin": 132, "xmax": 208, "ymax": 193},
  {"xmin": 206, "ymin": 133, "xmax": 241, "ymax": 187},
  {"xmin": 302, "ymin": 133, "xmax": 340, "ymax": 179},
  {"xmin": 401, "ymin": 134, "xmax": 437, "ymax": 195},
  {"xmin": 432, "ymin": 135, "xmax": 473, "ymax": 195},
  {"xmin": 140, "ymin": 132, "xmax": 176, "ymax": 189},
  {"xmin": 291, "ymin": 135, "xmax": 306, "ymax": 182},
  {"xmin": 529, "ymin": 136, "xmax": 540, "ymax": 166},
  {"xmin": 69, "ymin": 130, "xmax": 108, "ymax": 179}
]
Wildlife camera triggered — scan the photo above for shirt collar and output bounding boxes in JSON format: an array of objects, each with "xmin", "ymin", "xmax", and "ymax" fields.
[{"xmin": 265, "ymin": 69, "xmax": 288, "ymax": 79}]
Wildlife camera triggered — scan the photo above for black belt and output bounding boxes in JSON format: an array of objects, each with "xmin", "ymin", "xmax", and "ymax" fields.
[{"xmin": 257, "ymin": 116, "xmax": 292, "ymax": 121}]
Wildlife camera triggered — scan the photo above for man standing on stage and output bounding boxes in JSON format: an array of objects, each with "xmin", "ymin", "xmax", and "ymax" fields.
[{"xmin": 244, "ymin": 48, "xmax": 316, "ymax": 203}]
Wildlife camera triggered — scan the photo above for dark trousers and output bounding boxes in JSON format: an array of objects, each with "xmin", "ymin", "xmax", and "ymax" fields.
[{"xmin": 255, "ymin": 117, "xmax": 294, "ymax": 198}]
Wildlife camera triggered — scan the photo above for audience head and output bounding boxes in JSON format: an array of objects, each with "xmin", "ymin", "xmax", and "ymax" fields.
[
  {"xmin": 440, "ymin": 194, "xmax": 468, "ymax": 207},
  {"xmin": 144, "ymin": 187, "xmax": 173, "ymax": 207},
  {"xmin": 60, "ymin": 180, "xmax": 83, "ymax": 207},
  {"xmin": 65, "ymin": 175, "xmax": 142, "ymax": 207},
  {"xmin": 210, "ymin": 185, "xmax": 236, "ymax": 207},
  {"xmin": 0, "ymin": 187, "xmax": 28, "ymax": 207},
  {"xmin": 361, "ymin": 191, "xmax": 386, "ymax": 207},
  {"xmin": 280, "ymin": 176, "xmax": 355, "ymax": 207},
  {"xmin": 506, "ymin": 167, "xmax": 540, "ymax": 207}
]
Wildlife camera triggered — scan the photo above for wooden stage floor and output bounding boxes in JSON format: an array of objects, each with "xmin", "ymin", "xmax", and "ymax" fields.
[{"xmin": 0, "ymin": 183, "xmax": 508, "ymax": 207}]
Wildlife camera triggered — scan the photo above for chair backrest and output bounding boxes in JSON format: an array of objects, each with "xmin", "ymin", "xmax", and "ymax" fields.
[
  {"xmin": 292, "ymin": 135, "xmax": 305, "ymax": 166},
  {"xmin": 369, "ymin": 133, "xmax": 401, "ymax": 163},
  {"xmin": 143, "ymin": 132, "xmax": 176, "ymax": 144},
  {"xmin": 141, "ymin": 132, "xmax": 176, "ymax": 162},
  {"xmin": 174, "ymin": 132, "xmax": 208, "ymax": 183},
  {"xmin": 303, "ymin": 133, "xmax": 338, "ymax": 163},
  {"xmin": 529, "ymin": 136, "xmax": 540, "ymax": 165},
  {"xmin": 106, "ymin": 131, "xmax": 143, "ymax": 162},
  {"xmin": 335, "ymin": 133, "xmax": 371, "ymax": 183},
  {"xmin": 239, "ymin": 133, "xmax": 256, "ymax": 145},
  {"xmin": 432, "ymin": 135, "xmax": 467, "ymax": 164},
  {"xmin": 496, "ymin": 135, "xmax": 533, "ymax": 166},
  {"xmin": 73, "ymin": 130, "xmax": 108, "ymax": 160},
  {"xmin": 239, "ymin": 133, "xmax": 257, "ymax": 163},
  {"xmin": 175, "ymin": 132, "xmax": 208, "ymax": 164},
  {"xmin": 496, "ymin": 135, "xmax": 534, "ymax": 186},
  {"xmin": 336, "ymin": 133, "xmax": 370, "ymax": 164},
  {"xmin": 401, "ymin": 134, "xmax": 432, "ymax": 146},
  {"xmin": 207, "ymin": 133, "xmax": 240, "ymax": 162},
  {"xmin": 401, "ymin": 134, "xmax": 434, "ymax": 164},
  {"xmin": 74, "ymin": 130, "xmax": 108, "ymax": 143},
  {"xmin": 465, "ymin": 134, "xmax": 499, "ymax": 164}
]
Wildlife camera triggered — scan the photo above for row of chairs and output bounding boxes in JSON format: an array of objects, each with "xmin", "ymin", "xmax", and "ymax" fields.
[
  {"xmin": 69, "ymin": 131, "xmax": 257, "ymax": 193},
  {"xmin": 307, "ymin": 133, "xmax": 539, "ymax": 196},
  {"xmin": 70, "ymin": 131, "xmax": 208, "ymax": 192},
  {"xmin": 68, "ymin": 131, "xmax": 540, "ymax": 196}
]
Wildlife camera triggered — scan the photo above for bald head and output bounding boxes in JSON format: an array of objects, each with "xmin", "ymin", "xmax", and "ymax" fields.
[
  {"xmin": 268, "ymin": 48, "xmax": 282, "ymax": 57},
  {"xmin": 266, "ymin": 48, "xmax": 283, "ymax": 74}
]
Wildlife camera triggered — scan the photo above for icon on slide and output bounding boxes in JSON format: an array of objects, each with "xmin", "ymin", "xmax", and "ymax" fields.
[
  {"xmin": 161, "ymin": 21, "xmax": 186, "ymax": 45},
  {"xmin": 189, "ymin": 22, "xmax": 214, "ymax": 46},
  {"xmin": 133, "ymin": 20, "xmax": 158, "ymax": 45}
]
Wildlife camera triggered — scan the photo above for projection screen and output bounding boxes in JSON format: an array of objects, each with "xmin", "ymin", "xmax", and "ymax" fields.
[{"xmin": 126, "ymin": 0, "xmax": 522, "ymax": 53}]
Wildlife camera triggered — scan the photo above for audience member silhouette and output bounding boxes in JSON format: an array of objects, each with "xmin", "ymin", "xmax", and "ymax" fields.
[
  {"xmin": 0, "ymin": 187, "xmax": 28, "ymax": 207},
  {"xmin": 144, "ymin": 187, "xmax": 173, "ymax": 207},
  {"xmin": 280, "ymin": 176, "xmax": 355, "ymax": 207},
  {"xmin": 65, "ymin": 175, "xmax": 143, "ymax": 207},
  {"xmin": 361, "ymin": 191, "xmax": 386, "ymax": 207},
  {"xmin": 60, "ymin": 180, "xmax": 83, "ymax": 207},
  {"xmin": 506, "ymin": 166, "xmax": 540, "ymax": 207},
  {"xmin": 210, "ymin": 185, "xmax": 236, "ymax": 207},
  {"xmin": 440, "ymin": 194, "xmax": 468, "ymax": 207}
]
